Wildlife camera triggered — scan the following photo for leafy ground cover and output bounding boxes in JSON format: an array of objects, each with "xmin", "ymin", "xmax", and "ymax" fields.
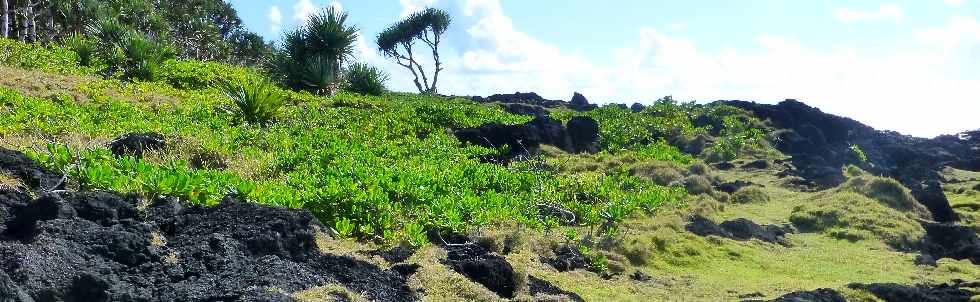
[{"xmin": 0, "ymin": 39, "xmax": 715, "ymax": 245}]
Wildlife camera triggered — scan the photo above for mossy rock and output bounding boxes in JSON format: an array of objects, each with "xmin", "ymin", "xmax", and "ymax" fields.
[
  {"xmin": 682, "ymin": 175, "xmax": 714, "ymax": 195},
  {"xmin": 839, "ymin": 172, "xmax": 931, "ymax": 219},
  {"xmin": 629, "ymin": 161, "xmax": 685, "ymax": 186},
  {"xmin": 790, "ymin": 192, "xmax": 925, "ymax": 250},
  {"xmin": 731, "ymin": 187, "xmax": 769, "ymax": 204}
]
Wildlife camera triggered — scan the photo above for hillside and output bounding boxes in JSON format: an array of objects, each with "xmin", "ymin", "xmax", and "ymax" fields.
[{"xmin": 0, "ymin": 39, "xmax": 979, "ymax": 302}]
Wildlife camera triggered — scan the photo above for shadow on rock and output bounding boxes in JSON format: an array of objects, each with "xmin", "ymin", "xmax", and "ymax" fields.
[
  {"xmin": 848, "ymin": 280, "xmax": 979, "ymax": 302},
  {"xmin": 686, "ymin": 215, "xmax": 794, "ymax": 246},
  {"xmin": 742, "ymin": 288, "xmax": 846, "ymax": 302}
]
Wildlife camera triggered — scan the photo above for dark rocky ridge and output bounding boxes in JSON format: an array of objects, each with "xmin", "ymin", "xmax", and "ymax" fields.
[
  {"xmin": 0, "ymin": 148, "xmax": 417, "ymax": 302},
  {"xmin": 724, "ymin": 99, "xmax": 980, "ymax": 264},
  {"xmin": 472, "ymin": 92, "xmax": 597, "ymax": 112},
  {"xmin": 725, "ymin": 99, "xmax": 980, "ymax": 223},
  {"xmin": 454, "ymin": 116, "xmax": 600, "ymax": 162}
]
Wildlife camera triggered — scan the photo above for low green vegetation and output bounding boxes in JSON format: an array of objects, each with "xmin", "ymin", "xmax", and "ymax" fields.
[
  {"xmin": 790, "ymin": 191, "xmax": 925, "ymax": 251},
  {"xmin": 343, "ymin": 62, "xmax": 389, "ymax": 96},
  {"xmin": 732, "ymin": 186, "xmax": 769, "ymax": 204},
  {"xmin": 0, "ymin": 39, "xmax": 711, "ymax": 245}
]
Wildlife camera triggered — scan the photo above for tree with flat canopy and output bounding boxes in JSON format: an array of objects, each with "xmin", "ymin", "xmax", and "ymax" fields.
[{"xmin": 376, "ymin": 8, "xmax": 450, "ymax": 94}]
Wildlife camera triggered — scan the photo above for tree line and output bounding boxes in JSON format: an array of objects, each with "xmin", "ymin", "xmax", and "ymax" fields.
[
  {"xmin": 0, "ymin": 0, "xmax": 270, "ymax": 65},
  {"xmin": 2, "ymin": 0, "xmax": 452, "ymax": 95}
]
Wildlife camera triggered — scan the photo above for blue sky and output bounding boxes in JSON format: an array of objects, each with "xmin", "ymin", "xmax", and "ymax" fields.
[{"xmin": 227, "ymin": 0, "xmax": 980, "ymax": 137}]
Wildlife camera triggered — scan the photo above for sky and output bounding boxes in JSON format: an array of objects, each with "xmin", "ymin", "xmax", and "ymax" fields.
[{"xmin": 226, "ymin": 0, "xmax": 980, "ymax": 137}]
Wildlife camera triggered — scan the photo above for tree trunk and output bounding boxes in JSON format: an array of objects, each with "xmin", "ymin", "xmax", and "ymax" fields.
[
  {"xmin": 27, "ymin": 1, "xmax": 35, "ymax": 42},
  {"xmin": 19, "ymin": 8, "xmax": 28, "ymax": 41},
  {"xmin": 1, "ymin": 0, "xmax": 8, "ymax": 39}
]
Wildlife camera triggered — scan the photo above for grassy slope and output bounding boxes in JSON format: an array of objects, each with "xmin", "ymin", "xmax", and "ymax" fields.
[
  {"xmin": 399, "ymin": 156, "xmax": 979, "ymax": 302},
  {"xmin": 1, "ymin": 62, "xmax": 977, "ymax": 301}
]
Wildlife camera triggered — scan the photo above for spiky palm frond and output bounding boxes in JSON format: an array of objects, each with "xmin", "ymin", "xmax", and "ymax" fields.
[
  {"xmin": 270, "ymin": 7, "xmax": 358, "ymax": 95},
  {"xmin": 344, "ymin": 62, "xmax": 388, "ymax": 96},
  {"xmin": 64, "ymin": 34, "xmax": 96, "ymax": 66},
  {"xmin": 220, "ymin": 77, "xmax": 286, "ymax": 125},
  {"xmin": 121, "ymin": 33, "xmax": 175, "ymax": 81},
  {"xmin": 305, "ymin": 7, "xmax": 358, "ymax": 63},
  {"xmin": 301, "ymin": 55, "xmax": 338, "ymax": 95}
]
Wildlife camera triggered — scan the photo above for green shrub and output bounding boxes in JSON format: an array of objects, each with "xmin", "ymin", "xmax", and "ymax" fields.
[
  {"xmin": 63, "ymin": 34, "xmax": 97, "ymax": 67},
  {"xmin": 343, "ymin": 62, "xmax": 388, "ymax": 96},
  {"xmin": 121, "ymin": 34, "xmax": 175, "ymax": 81},
  {"xmin": 219, "ymin": 77, "xmax": 286, "ymax": 125},
  {"xmin": 849, "ymin": 144, "xmax": 868, "ymax": 163},
  {"xmin": 731, "ymin": 186, "xmax": 769, "ymax": 204},
  {"xmin": 790, "ymin": 192, "xmax": 925, "ymax": 250}
]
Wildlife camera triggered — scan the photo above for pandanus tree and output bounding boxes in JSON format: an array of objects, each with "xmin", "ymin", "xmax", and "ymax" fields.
[
  {"xmin": 376, "ymin": 8, "xmax": 450, "ymax": 94},
  {"xmin": 272, "ymin": 7, "xmax": 358, "ymax": 95}
]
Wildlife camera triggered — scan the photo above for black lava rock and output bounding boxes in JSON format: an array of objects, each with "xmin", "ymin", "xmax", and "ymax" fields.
[
  {"xmin": 442, "ymin": 244, "xmax": 517, "ymax": 299},
  {"xmin": 687, "ymin": 215, "xmax": 792, "ymax": 246},
  {"xmin": 474, "ymin": 92, "xmax": 568, "ymax": 108},
  {"xmin": 454, "ymin": 116, "xmax": 600, "ymax": 163},
  {"xmin": 566, "ymin": 116, "xmax": 600, "ymax": 153},
  {"xmin": 527, "ymin": 276, "xmax": 585, "ymax": 302},
  {"xmin": 742, "ymin": 159, "xmax": 770, "ymax": 170},
  {"xmin": 725, "ymin": 99, "xmax": 979, "ymax": 224},
  {"xmin": 501, "ymin": 103, "xmax": 550, "ymax": 117},
  {"xmin": 0, "ymin": 147, "xmax": 62, "ymax": 191},
  {"xmin": 746, "ymin": 288, "xmax": 846, "ymax": 302},
  {"xmin": 543, "ymin": 245, "xmax": 591, "ymax": 272},
  {"xmin": 920, "ymin": 222, "xmax": 980, "ymax": 264},
  {"xmin": 107, "ymin": 132, "xmax": 166, "ymax": 158},
  {"xmin": 848, "ymin": 281, "xmax": 977, "ymax": 302},
  {"xmin": 568, "ymin": 92, "xmax": 596, "ymax": 112},
  {"xmin": 714, "ymin": 180, "xmax": 755, "ymax": 194},
  {"xmin": 0, "ymin": 147, "xmax": 418, "ymax": 302}
]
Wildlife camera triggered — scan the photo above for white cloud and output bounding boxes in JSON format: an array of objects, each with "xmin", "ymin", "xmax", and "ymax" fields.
[
  {"xmin": 835, "ymin": 4, "xmax": 904, "ymax": 23},
  {"xmin": 377, "ymin": 0, "xmax": 978, "ymax": 136},
  {"xmin": 267, "ymin": 6, "xmax": 282, "ymax": 33},
  {"xmin": 400, "ymin": 0, "xmax": 439, "ymax": 17},
  {"xmin": 293, "ymin": 0, "xmax": 317, "ymax": 22},
  {"xmin": 293, "ymin": 1, "xmax": 344, "ymax": 23},
  {"xmin": 945, "ymin": 0, "xmax": 964, "ymax": 7}
]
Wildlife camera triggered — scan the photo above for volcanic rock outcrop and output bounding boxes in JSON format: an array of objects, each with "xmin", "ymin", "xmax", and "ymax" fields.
[
  {"xmin": 0, "ymin": 148, "xmax": 417, "ymax": 302},
  {"xmin": 725, "ymin": 99, "xmax": 979, "ymax": 223},
  {"xmin": 454, "ymin": 116, "xmax": 600, "ymax": 162},
  {"xmin": 472, "ymin": 92, "xmax": 598, "ymax": 112}
]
